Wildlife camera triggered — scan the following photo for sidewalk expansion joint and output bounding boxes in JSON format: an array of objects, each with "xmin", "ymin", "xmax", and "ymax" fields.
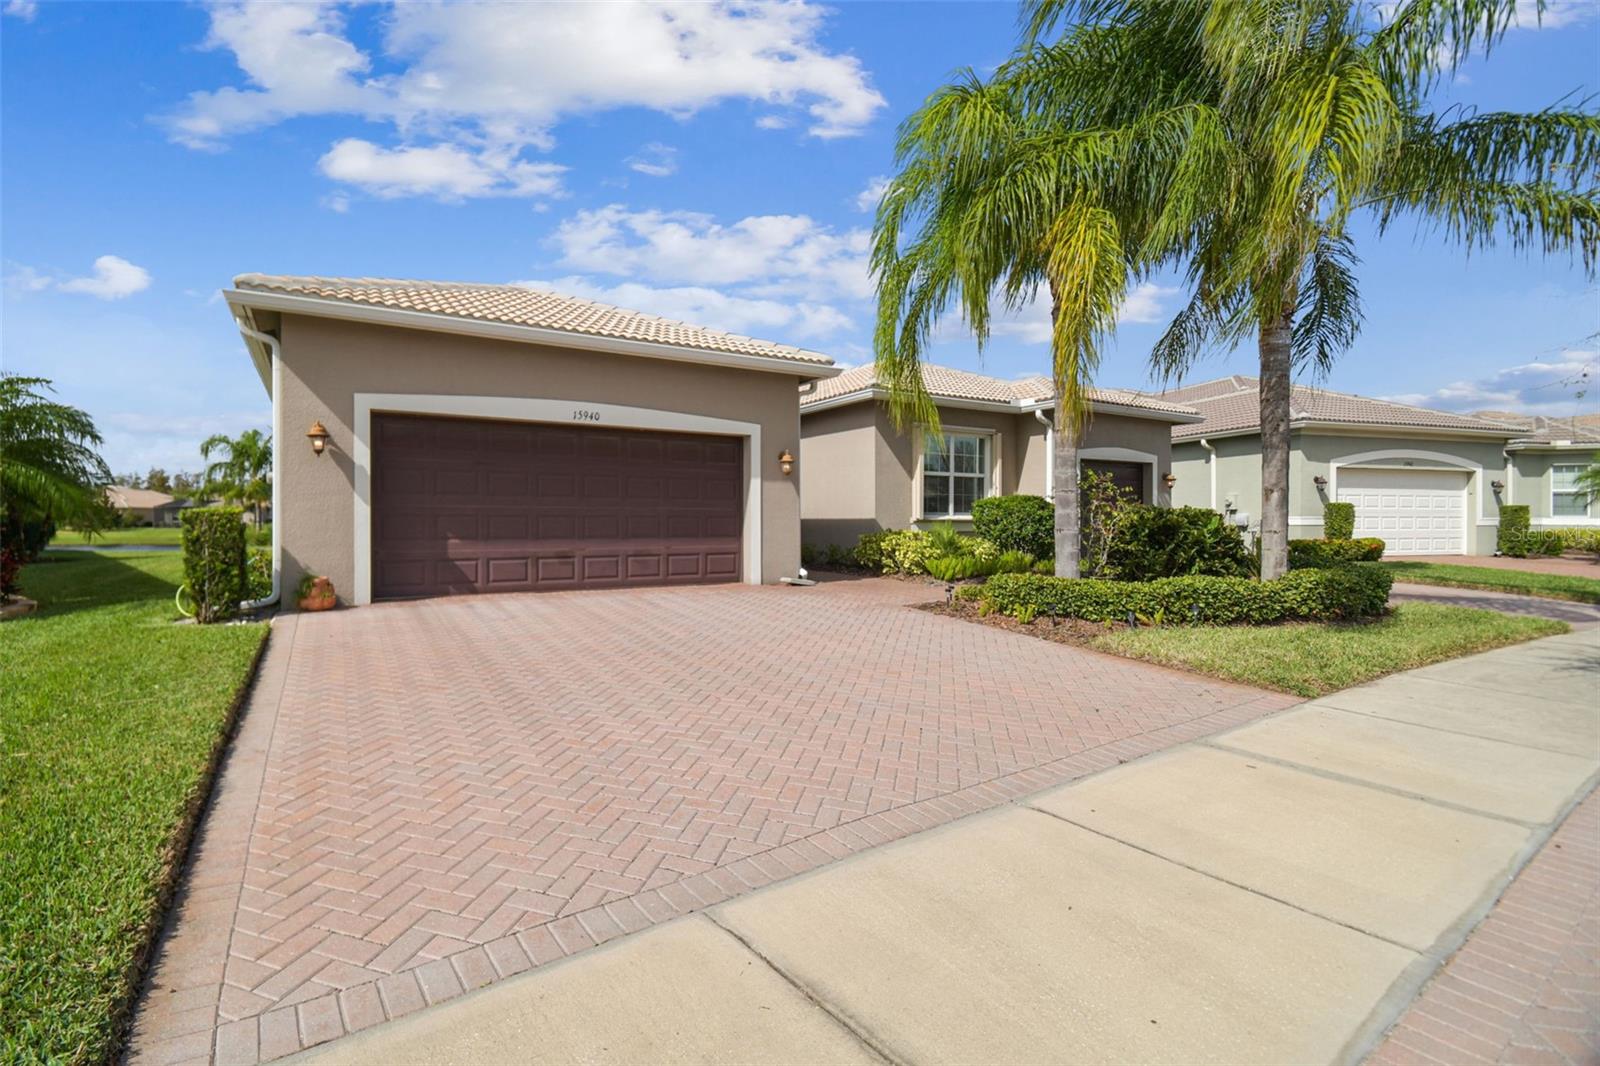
[
  {"xmin": 1197, "ymin": 741, "xmax": 1548, "ymax": 829},
  {"xmin": 702, "ymin": 913, "xmax": 910, "ymax": 1066},
  {"xmin": 1017, "ymin": 804, "xmax": 1427, "ymax": 955},
  {"xmin": 1312, "ymin": 703, "xmax": 1593, "ymax": 758}
]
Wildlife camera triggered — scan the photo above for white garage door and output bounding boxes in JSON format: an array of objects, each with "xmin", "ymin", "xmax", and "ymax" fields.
[{"xmin": 1337, "ymin": 467, "xmax": 1469, "ymax": 555}]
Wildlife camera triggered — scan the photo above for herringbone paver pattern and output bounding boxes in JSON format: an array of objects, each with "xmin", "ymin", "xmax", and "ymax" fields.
[
  {"xmin": 126, "ymin": 577, "xmax": 1296, "ymax": 1065},
  {"xmin": 1368, "ymin": 788, "xmax": 1600, "ymax": 1066}
]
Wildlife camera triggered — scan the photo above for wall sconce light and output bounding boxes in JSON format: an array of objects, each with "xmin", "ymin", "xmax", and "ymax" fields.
[
  {"xmin": 1490, "ymin": 479, "xmax": 1505, "ymax": 492},
  {"xmin": 778, "ymin": 449, "xmax": 795, "ymax": 476},
  {"xmin": 306, "ymin": 420, "xmax": 330, "ymax": 456},
  {"xmin": 1313, "ymin": 475, "xmax": 1328, "ymax": 488},
  {"xmin": 1162, "ymin": 472, "xmax": 1177, "ymax": 489}
]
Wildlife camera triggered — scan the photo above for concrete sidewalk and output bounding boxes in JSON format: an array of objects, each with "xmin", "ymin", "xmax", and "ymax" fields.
[{"xmin": 294, "ymin": 630, "xmax": 1599, "ymax": 1066}]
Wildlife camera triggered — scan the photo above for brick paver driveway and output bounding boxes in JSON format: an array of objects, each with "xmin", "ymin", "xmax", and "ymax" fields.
[{"xmin": 129, "ymin": 576, "xmax": 1296, "ymax": 1065}]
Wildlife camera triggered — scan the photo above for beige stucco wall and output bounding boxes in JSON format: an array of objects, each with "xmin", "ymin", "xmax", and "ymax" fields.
[
  {"xmin": 799, "ymin": 400, "xmax": 1181, "ymax": 547},
  {"xmin": 1509, "ymin": 448, "xmax": 1599, "ymax": 526},
  {"xmin": 275, "ymin": 313, "xmax": 808, "ymax": 603},
  {"xmin": 1174, "ymin": 429, "xmax": 1511, "ymax": 554}
]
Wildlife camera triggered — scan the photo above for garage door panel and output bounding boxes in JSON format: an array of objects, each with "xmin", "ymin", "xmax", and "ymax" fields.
[
  {"xmin": 373, "ymin": 413, "xmax": 743, "ymax": 599},
  {"xmin": 1337, "ymin": 467, "xmax": 1468, "ymax": 555}
]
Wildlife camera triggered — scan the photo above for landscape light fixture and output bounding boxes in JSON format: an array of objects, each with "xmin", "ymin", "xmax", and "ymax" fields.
[{"xmin": 306, "ymin": 421, "xmax": 330, "ymax": 456}]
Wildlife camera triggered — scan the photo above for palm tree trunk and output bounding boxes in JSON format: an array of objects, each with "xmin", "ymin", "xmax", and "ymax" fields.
[
  {"xmin": 1258, "ymin": 310, "xmax": 1294, "ymax": 580},
  {"xmin": 1052, "ymin": 395, "xmax": 1081, "ymax": 578}
]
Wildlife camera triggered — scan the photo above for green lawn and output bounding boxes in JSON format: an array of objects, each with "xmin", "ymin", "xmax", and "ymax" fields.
[
  {"xmin": 52, "ymin": 524, "xmax": 271, "ymax": 548},
  {"xmin": 0, "ymin": 552, "xmax": 268, "ymax": 1064},
  {"xmin": 1092, "ymin": 603, "xmax": 1566, "ymax": 697},
  {"xmin": 50, "ymin": 527, "xmax": 183, "ymax": 546},
  {"xmin": 1380, "ymin": 560, "xmax": 1600, "ymax": 604}
]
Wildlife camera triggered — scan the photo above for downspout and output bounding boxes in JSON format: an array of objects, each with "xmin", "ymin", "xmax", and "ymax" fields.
[
  {"xmin": 1200, "ymin": 437, "xmax": 1217, "ymax": 511},
  {"xmin": 1035, "ymin": 408, "xmax": 1053, "ymax": 498},
  {"xmin": 1502, "ymin": 448, "xmax": 1514, "ymax": 504},
  {"xmin": 236, "ymin": 318, "xmax": 281, "ymax": 610}
]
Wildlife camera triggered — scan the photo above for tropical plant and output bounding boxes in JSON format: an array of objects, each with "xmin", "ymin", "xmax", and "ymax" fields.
[
  {"xmin": 1574, "ymin": 453, "xmax": 1600, "ymax": 505},
  {"xmin": 0, "ymin": 374, "xmax": 110, "ymax": 594},
  {"xmin": 200, "ymin": 428, "xmax": 272, "ymax": 526},
  {"xmin": 1007, "ymin": 0, "xmax": 1599, "ymax": 578}
]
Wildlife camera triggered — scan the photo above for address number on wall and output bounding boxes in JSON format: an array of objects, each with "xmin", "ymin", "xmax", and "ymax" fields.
[{"xmin": 572, "ymin": 409, "xmax": 602, "ymax": 422}]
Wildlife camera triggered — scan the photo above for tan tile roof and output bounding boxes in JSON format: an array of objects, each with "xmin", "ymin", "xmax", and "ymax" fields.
[
  {"xmin": 105, "ymin": 485, "xmax": 175, "ymax": 509},
  {"xmin": 1472, "ymin": 410, "xmax": 1600, "ymax": 445},
  {"xmin": 1164, "ymin": 377, "xmax": 1517, "ymax": 441},
  {"xmin": 804, "ymin": 363, "xmax": 1198, "ymax": 417},
  {"xmin": 232, "ymin": 274, "xmax": 835, "ymax": 368}
]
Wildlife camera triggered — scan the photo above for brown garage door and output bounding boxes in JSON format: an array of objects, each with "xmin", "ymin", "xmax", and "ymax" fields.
[{"xmin": 372, "ymin": 413, "xmax": 744, "ymax": 599}]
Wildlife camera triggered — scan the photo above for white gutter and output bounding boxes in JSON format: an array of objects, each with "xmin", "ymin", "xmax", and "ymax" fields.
[
  {"xmin": 1035, "ymin": 408, "xmax": 1054, "ymax": 499},
  {"xmin": 234, "ymin": 317, "xmax": 281, "ymax": 610},
  {"xmin": 1200, "ymin": 437, "xmax": 1218, "ymax": 510}
]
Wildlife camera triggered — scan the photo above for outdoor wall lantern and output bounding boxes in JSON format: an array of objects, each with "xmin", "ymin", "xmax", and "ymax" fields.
[
  {"xmin": 778, "ymin": 449, "xmax": 795, "ymax": 476},
  {"xmin": 306, "ymin": 421, "xmax": 330, "ymax": 456},
  {"xmin": 1312, "ymin": 475, "xmax": 1329, "ymax": 488},
  {"xmin": 1162, "ymin": 472, "xmax": 1177, "ymax": 489},
  {"xmin": 1490, "ymin": 479, "xmax": 1505, "ymax": 492}
]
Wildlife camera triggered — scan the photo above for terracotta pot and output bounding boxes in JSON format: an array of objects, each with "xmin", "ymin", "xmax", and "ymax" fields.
[{"xmin": 298, "ymin": 576, "xmax": 337, "ymax": 612}]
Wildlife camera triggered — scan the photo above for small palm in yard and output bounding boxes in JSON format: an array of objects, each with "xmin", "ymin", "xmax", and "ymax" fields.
[
  {"xmin": 200, "ymin": 428, "xmax": 272, "ymax": 526},
  {"xmin": 874, "ymin": 0, "xmax": 1600, "ymax": 579}
]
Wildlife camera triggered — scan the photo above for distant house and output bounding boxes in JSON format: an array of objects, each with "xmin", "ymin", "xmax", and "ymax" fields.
[
  {"xmin": 104, "ymin": 485, "xmax": 188, "ymax": 527},
  {"xmin": 1163, "ymin": 376, "xmax": 1599, "ymax": 556}
]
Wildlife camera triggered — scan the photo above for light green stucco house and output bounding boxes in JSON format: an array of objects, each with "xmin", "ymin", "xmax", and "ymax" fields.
[{"xmin": 1164, "ymin": 377, "xmax": 1599, "ymax": 556}]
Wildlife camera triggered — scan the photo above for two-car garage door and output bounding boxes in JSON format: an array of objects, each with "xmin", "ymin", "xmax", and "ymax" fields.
[
  {"xmin": 372, "ymin": 413, "xmax": 744, "ymax": 599},
  {"xmin": 1337, "ymin": 467, "xmax": 1468, "ymax": 555}
]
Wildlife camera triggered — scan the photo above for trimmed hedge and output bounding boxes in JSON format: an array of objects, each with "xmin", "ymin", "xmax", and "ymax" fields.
[
  {"xmin": 180, "ymin": 507, "xmax": 247, "ymax": 623},
  {"xmin": 982, "ymin": 564, "xmax": 1392, "ymax": 625},
  {"xmin": 1288, "ymin": 537, "xmax": 1385, "ymax": 569},
  {"xmin": 246, "ymin": 546, "xmax": 273, "ymax": 600},
  {"xmin": 855, "ymin": 529, "xmax": 933, "ymax": 574},
  {"xmin": 1497, "ymin": 504, "xmax": 1531, "ymax": 557},
  {"xmin": 1102, "ymin": 505, "xmax": 1254, "ymax": 580},
  {"xmin": 971, "ymin": 495, "xmax": 1054, "ymax": 559},
  {"xmin": 1323, "ymin": 501, "xmax": 1355, "ymax": 540},
  {"xmin": 1542, "ymin": 527, "xmax": 1600, "ymax": 554}
]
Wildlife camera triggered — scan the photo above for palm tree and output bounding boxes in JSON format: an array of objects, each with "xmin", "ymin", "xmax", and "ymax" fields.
[
  {"xmin": 1008, "ymin": 0, "xmax": 1600, "ymax": 577},
  {"xmin": 200, "ymin": 429, "xmax": 272, "ymax": 526},
  {"xmin": 0, "ymin": 374, "xmax": 110, "ymax": 589}
]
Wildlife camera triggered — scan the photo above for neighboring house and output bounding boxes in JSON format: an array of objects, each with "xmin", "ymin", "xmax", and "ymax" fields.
[
  {"xmin": 225, "ymin": 274, "xmax": 838, "ymax": 606},
  {"xmin": 1164, "ymin": 376, "xmax": 1599, "ymax": 556},
  {"xmin": 1473, "ymin": 412, "xmax": 1600, "ymax": 530},
  {"xmin": 104, "ymin": 485, "xmax": 186, "ymax": 527},
  {"xmin": 798, "ymin": 364, "xmax": 1202, "ymax": 548}
]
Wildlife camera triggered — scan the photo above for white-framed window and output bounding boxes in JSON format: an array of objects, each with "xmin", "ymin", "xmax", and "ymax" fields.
[
  {"xmin": 922, "ymin": 431, "xmax": 990, "ymax": 517},
  {"xmin": 1552, "ymin": 463, "xmax": 1592, "ymax": 517}
]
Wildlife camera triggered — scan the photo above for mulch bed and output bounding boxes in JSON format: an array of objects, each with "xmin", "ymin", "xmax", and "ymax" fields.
[{"xmin": 918, "ymin": 595, "xmax": 1133, "ymax": 647}]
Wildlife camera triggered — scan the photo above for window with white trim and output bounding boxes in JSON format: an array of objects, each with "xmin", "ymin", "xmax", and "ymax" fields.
[
  {"xmin": 922, "ymin": 431, "xmax": 990, "ymax": 517},
  {"xmin": 1552, "ymin": 463, "xmax": 1592, "ymax": 517}
]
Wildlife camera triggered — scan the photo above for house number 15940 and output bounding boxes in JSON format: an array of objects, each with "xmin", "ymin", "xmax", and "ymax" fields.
[{"xmin": 572, "ymin": 409, "xmax": 602, "ymax": 422}]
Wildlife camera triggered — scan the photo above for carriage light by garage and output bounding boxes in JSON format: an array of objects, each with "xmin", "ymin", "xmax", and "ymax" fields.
[
  {"xmin": 1162, "ymin": 472, "xmax": 1177, "ymax": 489},
  {"xmin": 1313, "ymin": 475, "xmax": 1328, "ymax": 488},
  {"xmin": 306, "ymin": 420, "xmax": 330, "ymax": 456},
  {"xmin": 779, "ymin": 450, "xmax": 795, "ymax": 476}
]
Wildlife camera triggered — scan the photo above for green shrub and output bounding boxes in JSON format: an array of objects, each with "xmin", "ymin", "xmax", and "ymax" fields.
[
  {"xmin": 994, "ymin": 550, "xmax": 1036, "ymax": 574},
  {"xmin": 1033, "ymin": 558, "xmax": 1055, "ymax": 575},
  {"xmin": 966, "ymin": 536, "xmax": 1001, "ymax": 563},
  {"xmin": 1497, "ymin": 505, "xmax": 1532, "ymax": 557},
  {"xmin": 1103, "ymin": 506, "xmax": 1254, "ymax": 580},
  {"xmin": 180, "ymin": 507, "xmax": 247, "ymax": 623},
  {"xmin": 246, "ymin": 546, "xmax": 272, "ymax": 600},
  {"xmin": 1288, "ymin": 537, "xmax": 1386, "ymax": 569},
  {"xmin": 954, "ymin": 582, "xmax": 987, "ymax": 601},
  {"xmin": 1323, "ymin": 501, "xmax": 1356, "ymax": 540},
  {"xmin": 925, "ymin": 521, "xmax": 967, "ymax": 559},
  {"xmin": 971, "ymin": 495, "xmax": 1054, "ymax": 559},
  {"xmin": 855, "ymin": 529, "xmax": 934, "ymax": 574},
  {"xmin": 1543, "ymin": 527, "xmax": 1600, "ymax": 554},
  {"xmin": 982, "ymin": 564, "xmax": 1391, "ymax": 625}
]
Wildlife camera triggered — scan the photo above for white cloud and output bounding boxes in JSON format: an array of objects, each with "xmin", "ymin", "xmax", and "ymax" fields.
[
  {"xmin": 14, "ymin": 255, "xmax": 155, "ymax": 300},
  {"xmin": 165, "ymin": 1, "xmax": 884, "ymax": 198},
  {"xmin": 4, "ymin": 0, "xmax": 37, "ymax": 20},
  {"xmin": 626, "ymin": 143, "xmax": 679, "ymax": 178},
  {"xmin": 100, "ymin": 410, "xmax": 273, "ymax": 475},
  {"xmin": 755, "ymin": 115, "xmax": 791, "ymax": 130},
  {"xmin": 1118, "ymin": 282, "xmax": 1179, "ymax": 325},
  {"xmin": 854, "ymin": 175, "xmax": 889, "ymax": 213},
  {"xmin": 1512, "ymin": 0, "xmax": 1594, "ymax": 29},
  {"xmin": 514, "ymin": 276, "xmax": 851, "ymax": 340},
  {"xmin": 317, "ymin": 138, "xmax": 564, "ymax": 200},
  {"xmin": 981, "ymin": 281, "xmax": 1177, "ymax": 344},
  {"xmin": 552, "ymin": 204, "xmax": 872, "ymax": 299},
  {"xmin": 1383, "ymin": 349, "xmax": 1599, "ymax": 413}
]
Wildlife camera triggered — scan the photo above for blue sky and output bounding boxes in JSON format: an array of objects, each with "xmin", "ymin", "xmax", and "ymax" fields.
[{"xmin": 3, "ymin": 0, "xmax": 1597, "ymax": 476}]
